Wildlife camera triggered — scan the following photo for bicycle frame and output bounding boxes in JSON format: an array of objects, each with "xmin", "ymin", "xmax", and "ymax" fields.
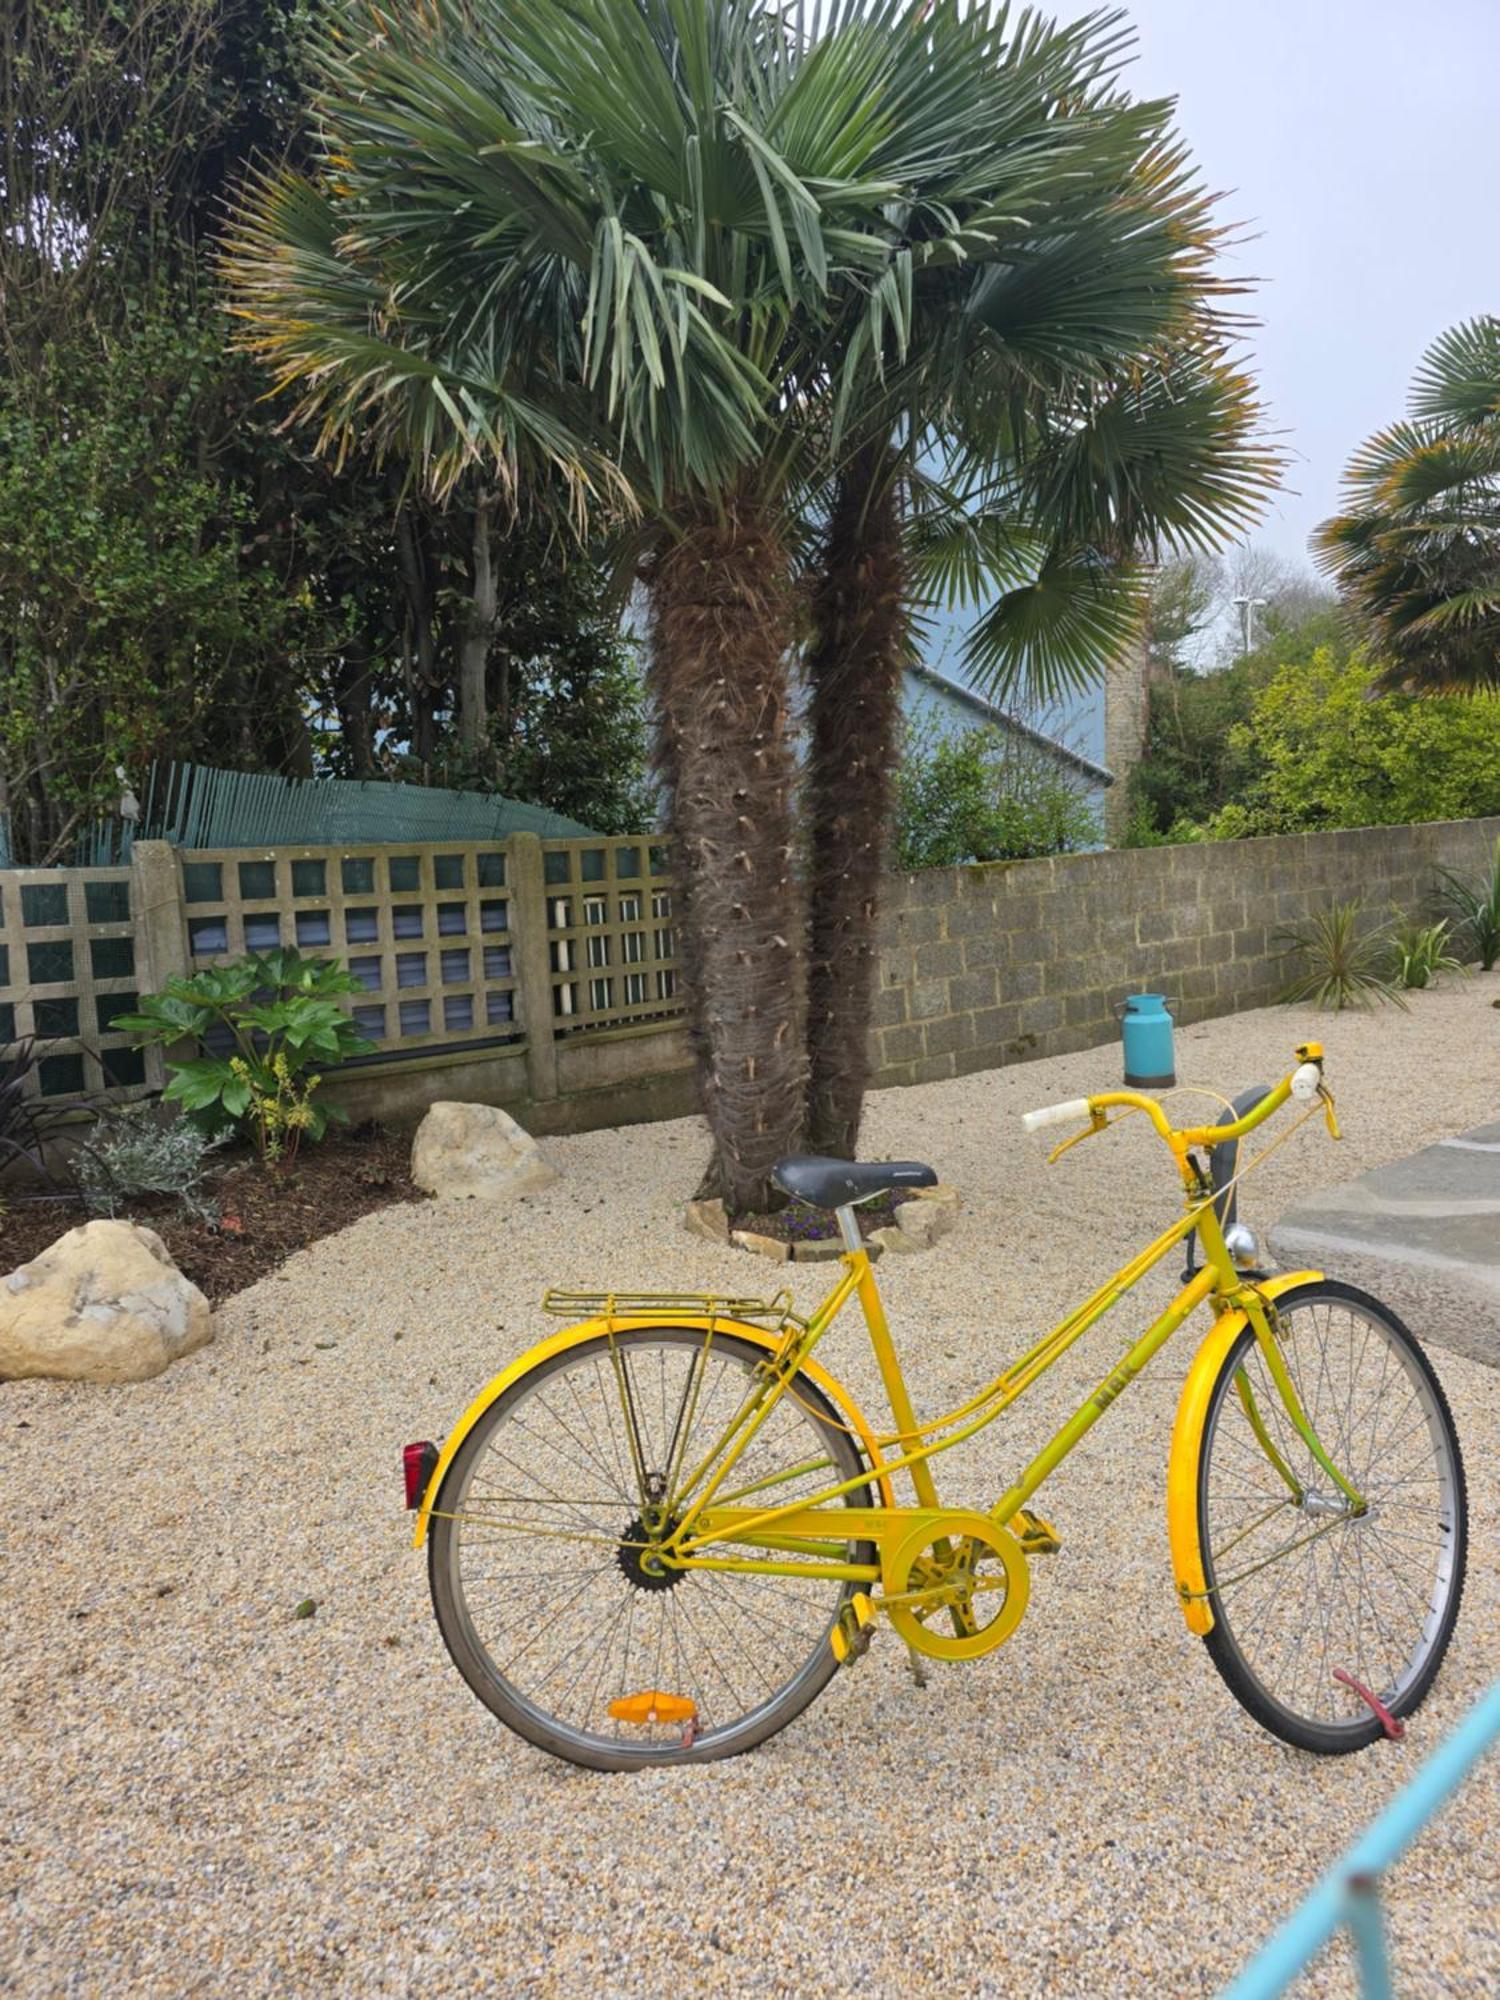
[
  {"xmin": 411, "ymin": 1045, "xmax": 1364, "ymax": 1638},
  {"xmin": 659, "ymin": 1053, "xmax": 1365, "ymax": 1601},
  {"xmin": 661, "ymin": 1196, "xmax": 1321, "ymax": 1578}
]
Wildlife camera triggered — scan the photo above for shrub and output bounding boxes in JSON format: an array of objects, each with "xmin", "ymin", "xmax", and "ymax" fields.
[
  {"xmin": 1386, "ymin": 918, "xmax": 1467, "ymax": 991},
  {"xmin": 1227, "ymin": 647, "xmax": 1500, "ymax": 833},
  {"xmin": 115, "ymin": 949, "xmax": 374, "ymax": 1165},
  {"xmin": 1434, "ymin": 837, "xmax": 1500, "ymax": 971},
  {"xmin": 1276, "ymin": 901, "xmax": 1408, "ymax": 1012},
  {"xmin": 76, "ymin": 1106, "xmax": 229, "ymax": 1223},
  {"xmin": 0, "ymin": 1037, "xmax": 83, "ymax": 1191},
  {"xmin": 894, "ymin": 721, "xmax": 1100, "ymax": 870}
]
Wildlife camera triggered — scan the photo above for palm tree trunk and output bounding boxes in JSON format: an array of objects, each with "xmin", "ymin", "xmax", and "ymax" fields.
[
  {"xmin": 803, "ymin": 451, "xmax": 908, "ymax": 1160},
  {"xmin": 647, "ymin": 489, "xmax": 805, "ymax": 1213},
  {"xmin": 458, "ymin": 489, "xmax": 496, "ymax": 759}
]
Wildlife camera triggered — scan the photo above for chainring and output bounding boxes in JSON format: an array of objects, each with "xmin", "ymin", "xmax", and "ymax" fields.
[{"xmin": 882, "ymin": 1511, "xmax": 1030, "ymax": 1662}]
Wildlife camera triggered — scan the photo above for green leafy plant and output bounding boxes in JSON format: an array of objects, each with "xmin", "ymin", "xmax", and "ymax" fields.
[
  {"xmin": 115, "ymin": 949, "xmax": 373, "ymax": 1165},
  {"xmin": 1434, "ymin": 836, "xmax": 1500, "ymax": 971},
  {"xmin": 75, "ymin": 1104, "xmax": 230, "ymax": 1223},
  {"xmin": 1316, "ymin": 316, "xmax": 1500, "ymax": 696},
  {"xmin": 0, "ymin": 1036, "xmax": 85, "ymax": 1191},
  {"xmin": 1217, "ymin": 645, "xmax": 1500, "ymax": 836},
  {"xmin": 1386, "ymin": 917, "xmax": 1468, "ymax": 991},
  {"xmin": 894, "ymin": 722, "xmax": 1100, "ymax": 871},
  {"xmin": 1276, "ymin": 901, "xmax": 1408, "ymax": 1012}
]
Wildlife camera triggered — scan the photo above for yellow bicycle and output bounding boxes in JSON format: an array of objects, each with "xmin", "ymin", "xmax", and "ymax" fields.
[{"xmin": 406, "ymin": 1043, "xmax": 1467, "ymax": 1770}]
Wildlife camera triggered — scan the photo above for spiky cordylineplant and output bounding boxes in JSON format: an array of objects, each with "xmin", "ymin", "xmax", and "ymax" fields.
[
  {"xmin": 1434, "ymin": 836, "xmax": 1500, "ymax": 971},
  {"xmin": 1276, "ymin": 902, "xmax": 1408, "ymax": 1012}
]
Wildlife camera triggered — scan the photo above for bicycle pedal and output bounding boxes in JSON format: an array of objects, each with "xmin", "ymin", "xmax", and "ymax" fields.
[
  {"xmin": 1011, "ymin": 1508, "xmax": 1062, "ymax": 1556},
  {"xmin": 831, "ymin": 1595, "xmax": 876, "ymax": 1666}
]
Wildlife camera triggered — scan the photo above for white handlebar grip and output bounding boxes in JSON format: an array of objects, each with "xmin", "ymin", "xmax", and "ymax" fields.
[
  {"xmin": 1021, "ymin": 1097, "xmax": 1091, "ymax": 1135},
  {"xmin": 1291, "ymin": 1061, "xmax": 1323, "ymax": 1103}
]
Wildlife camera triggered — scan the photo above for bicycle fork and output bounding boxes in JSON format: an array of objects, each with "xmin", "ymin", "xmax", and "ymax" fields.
[{"xmin": 1239, "ymin": 1293, "xmax": 1368, "ymax": 1516}]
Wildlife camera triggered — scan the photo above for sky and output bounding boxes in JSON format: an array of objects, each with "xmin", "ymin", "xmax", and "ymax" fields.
[{"xmin": 1098, "ymin": 0, "xmax": 1500, "ymax": 572}]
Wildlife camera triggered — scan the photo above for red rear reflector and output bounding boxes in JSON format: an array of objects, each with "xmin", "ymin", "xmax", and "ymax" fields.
[{"xmin": 404, "ymin": 1440, "xmax": 439, "ymax": 1510}]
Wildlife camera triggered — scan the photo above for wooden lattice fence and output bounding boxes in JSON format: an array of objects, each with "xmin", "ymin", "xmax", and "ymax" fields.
[{"xmin": 0, "ymin": 833, "xmax": 686, "ymax": 1115}]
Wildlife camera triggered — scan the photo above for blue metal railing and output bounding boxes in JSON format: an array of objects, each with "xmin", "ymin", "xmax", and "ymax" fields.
[{"xmin": 1224, "ymin": 1680, "xmax": 1500, "ymax": 1999}]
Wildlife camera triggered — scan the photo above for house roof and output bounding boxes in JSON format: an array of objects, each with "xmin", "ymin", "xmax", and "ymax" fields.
[{"xmin": 904, "ymin": 662, "xmax": 1116, "ymax": 787}]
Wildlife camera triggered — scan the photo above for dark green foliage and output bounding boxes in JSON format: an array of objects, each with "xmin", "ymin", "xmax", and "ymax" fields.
[
  {"xmin": 0, "ymin": 309, "xmax": 293, "ymax": 859},
  {"xmin": 425, "ymin": 544, "xmax": 653, "ymax": 835},
  {"xmin": 1128, "ymin": 563, "xmax": 1345, "ymax": 843},
  {"xmin": 894, "ymin": 724, "xmax": 1100, "ymax": 871},
  {"xmin": 1128, "ymin": 653, "xmax": 1269, "ymax": 841},
  {"xmin": 114, "ymin": 949, "xmax": 373, "ymax": 1164},
  {"xmin": 0, "ymin": 0, "xmax": 648, "ymax": 859},
  {"xmin": 1317, "ymin": 317, "xmax": 1500, "ymax": 694},
  {"xmin": 1434, "ymin": 837, "xmax": 1500, "ymax": 971}
]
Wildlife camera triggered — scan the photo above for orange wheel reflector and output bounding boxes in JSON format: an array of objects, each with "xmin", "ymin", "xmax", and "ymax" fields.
[{"xmin": 607, "ymin": 1691, "xmax": 698, "ymax": 1726}]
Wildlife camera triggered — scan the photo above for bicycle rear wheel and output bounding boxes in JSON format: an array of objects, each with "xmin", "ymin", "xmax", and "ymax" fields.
[
  {"xmin": 1196, "ymin": 1280, "xmax": 1466, "ymax": 1753},
  {"xmin": 428, "ymin": 1326, "xmax": 876, "ymax": 1770}
]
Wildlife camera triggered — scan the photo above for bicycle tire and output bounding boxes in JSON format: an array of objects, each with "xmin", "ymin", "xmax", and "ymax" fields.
[
  {"xmin": 1195, "ymin": 1279, "xmax": 1466, "ymax": 1754},
  {"xmin": 428, "ymin": 1325, "xmax": 877, "ymax": 1771}
]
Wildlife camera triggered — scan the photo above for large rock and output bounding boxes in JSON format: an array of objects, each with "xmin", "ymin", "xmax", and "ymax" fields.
[
  {"xmin": 0, "ymin": 1220, "xmax": 213, "ymax": 1384},
  {"xmin": 410, "ymin": 1101, "xmax": 558, "ymax": 1202}
]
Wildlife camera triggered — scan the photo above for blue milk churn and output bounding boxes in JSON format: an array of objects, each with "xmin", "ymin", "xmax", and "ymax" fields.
[{"xmin": 1117, "ymin": 993, "xmax": 1176, "ymax": 1089}]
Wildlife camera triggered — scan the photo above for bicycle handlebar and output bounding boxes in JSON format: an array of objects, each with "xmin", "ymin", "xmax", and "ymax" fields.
[
  {"xmin": 1020, "ymin": 1097, "xmax": 1092, "ymax": 1135},
  {"xmin": 1020, "ymin": 1045, "xmax": 1330, "ymax": 1154}
]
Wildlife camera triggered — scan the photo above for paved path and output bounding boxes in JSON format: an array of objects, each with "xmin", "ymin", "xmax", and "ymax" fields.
[{"xmin": 1271, "ymin": 1117, "xmax": 1500, "ymax": 1369}]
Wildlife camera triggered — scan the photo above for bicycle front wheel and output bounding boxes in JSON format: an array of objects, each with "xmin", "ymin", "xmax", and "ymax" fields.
[
  {"xmin": 428, "ymin": 1326, "xmax": 876, "ymax": 1770},
  {"xmin": 1196, "ymin": 1280, "xmax": 1466, "ymax": 1754}
]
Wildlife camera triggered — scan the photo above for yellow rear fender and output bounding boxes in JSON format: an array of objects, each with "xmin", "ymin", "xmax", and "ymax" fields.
[
  {"xmin": 1166, "ymin": 1272, "xmax": 1323, "ymax": 1635},
  {"xmin": 411, "ymin": 1315, "xmax": 893, "ymax": 1548}
]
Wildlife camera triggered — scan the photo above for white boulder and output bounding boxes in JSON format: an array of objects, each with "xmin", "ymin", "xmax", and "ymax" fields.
[
  {"xmin": 410, "ymin": 1101, "xmax": 558, "ymax": 1202},
  {"xmin": 0, "ymin": 1220, "xmax": 213, "ymax": 1384}
]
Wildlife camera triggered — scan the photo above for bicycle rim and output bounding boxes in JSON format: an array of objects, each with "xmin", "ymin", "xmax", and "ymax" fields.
[
  {"xmin": 1199, "ymin": 1283, "xmax": 1465, "ymax": 1746},
  {"xmin": 428, "ymin": 1328, "xmax": 873, "ymax": 1768}
]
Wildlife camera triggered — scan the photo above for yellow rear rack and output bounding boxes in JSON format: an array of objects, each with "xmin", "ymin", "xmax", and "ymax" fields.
[{"xmin": 540, "ymin": 1287, "xmax": 805, "ymax": 1332}]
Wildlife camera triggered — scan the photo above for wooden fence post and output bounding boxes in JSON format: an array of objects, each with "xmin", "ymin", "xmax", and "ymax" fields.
[
  {"xmin": 507, "ymin": 831, "xmax": 559, "ymax": 1103},
  {"xmin": 130, "ymin": 841, "xmax": 190, "ymax": 993}
]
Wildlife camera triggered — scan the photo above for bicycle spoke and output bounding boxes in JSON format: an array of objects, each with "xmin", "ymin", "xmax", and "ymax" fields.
[
  {"xmin": 434, "ymin": 1327, "xmax": 868, "ymax": 1763},
  {"xmin": 1202, "ymin": 1293, "xmax": 1462, "ymax": 1739}
]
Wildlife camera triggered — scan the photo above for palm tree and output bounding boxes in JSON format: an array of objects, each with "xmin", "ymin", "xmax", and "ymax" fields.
[
  {"xmin": 228, "ymin": 0, "xmax": 1278, "ymax": 1197},
  {"xmin": 1316, "ymin": 316, "xmax": 1500, "ymax": 694},
  {"xmin": 226, "ymin": 0, "xmax": 978, "ymax": 1208},
  {"xmin": 797, "ymin": 5, "xmax": 1279, "ymax": 1156}
]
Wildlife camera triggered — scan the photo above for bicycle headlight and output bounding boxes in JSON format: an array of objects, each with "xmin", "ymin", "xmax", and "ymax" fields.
[{"xmin": 1224, "ymin": 1222, "xmax": 1263, "ymax": 1270}]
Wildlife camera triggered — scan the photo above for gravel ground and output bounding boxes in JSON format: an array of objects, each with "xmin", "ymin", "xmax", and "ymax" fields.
[{"xmin": 4, "ymin": 980, "xmax": 1498, "ymax": 1998}]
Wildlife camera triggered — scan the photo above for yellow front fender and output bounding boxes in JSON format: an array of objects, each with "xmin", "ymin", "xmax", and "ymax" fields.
[
  {"xmin": 411, "ymin": 1315, "xmax": 893, "ymax": 1547},
  {"xmin": 1166, "ymin": 1271, "xmax": 1323, "ymax": 1635}
]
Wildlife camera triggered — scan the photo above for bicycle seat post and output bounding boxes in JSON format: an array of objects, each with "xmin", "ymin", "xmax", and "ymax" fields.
[{"xmin": 835, "ymin": 1204, "xmax": 863, "ymax": 1254}]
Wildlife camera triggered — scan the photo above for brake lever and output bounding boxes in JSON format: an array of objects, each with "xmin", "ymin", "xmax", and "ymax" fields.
[
  {"xmin": 1319, "ymin": 1084, "xmax": 1342, "ymax": 1141},
  {"xmin": 1046, "ymin": 1107, "xmax": 1111, "ymax": 1166}
]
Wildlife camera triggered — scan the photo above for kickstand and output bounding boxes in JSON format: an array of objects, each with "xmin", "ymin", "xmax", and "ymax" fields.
[
  {"xmin": 905, "ymin": 1643, "xmax": 929, "ymax": 1690},
  {"xmin": 1333, "ymin": 1667, "xmax": 1405, "ymax": 1741}
]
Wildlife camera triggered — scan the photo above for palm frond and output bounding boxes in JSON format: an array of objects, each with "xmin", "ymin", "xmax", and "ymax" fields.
[
  {"xmin": 1317, "ymin": 315, "xmax": 1500, "ymax": 694},
  {"xmin": 1409, "ymin": 315, "xmax": 1500, "ymax": 427},
  {"xmin": 961, "ymin": 545, "xmax": 1149, "ymax": 706}
]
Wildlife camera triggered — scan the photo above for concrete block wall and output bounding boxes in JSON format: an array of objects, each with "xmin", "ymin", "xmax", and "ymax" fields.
[{"xmin": 870, "ymin": 816, "xmax": 1500, "ymax": 1088}]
